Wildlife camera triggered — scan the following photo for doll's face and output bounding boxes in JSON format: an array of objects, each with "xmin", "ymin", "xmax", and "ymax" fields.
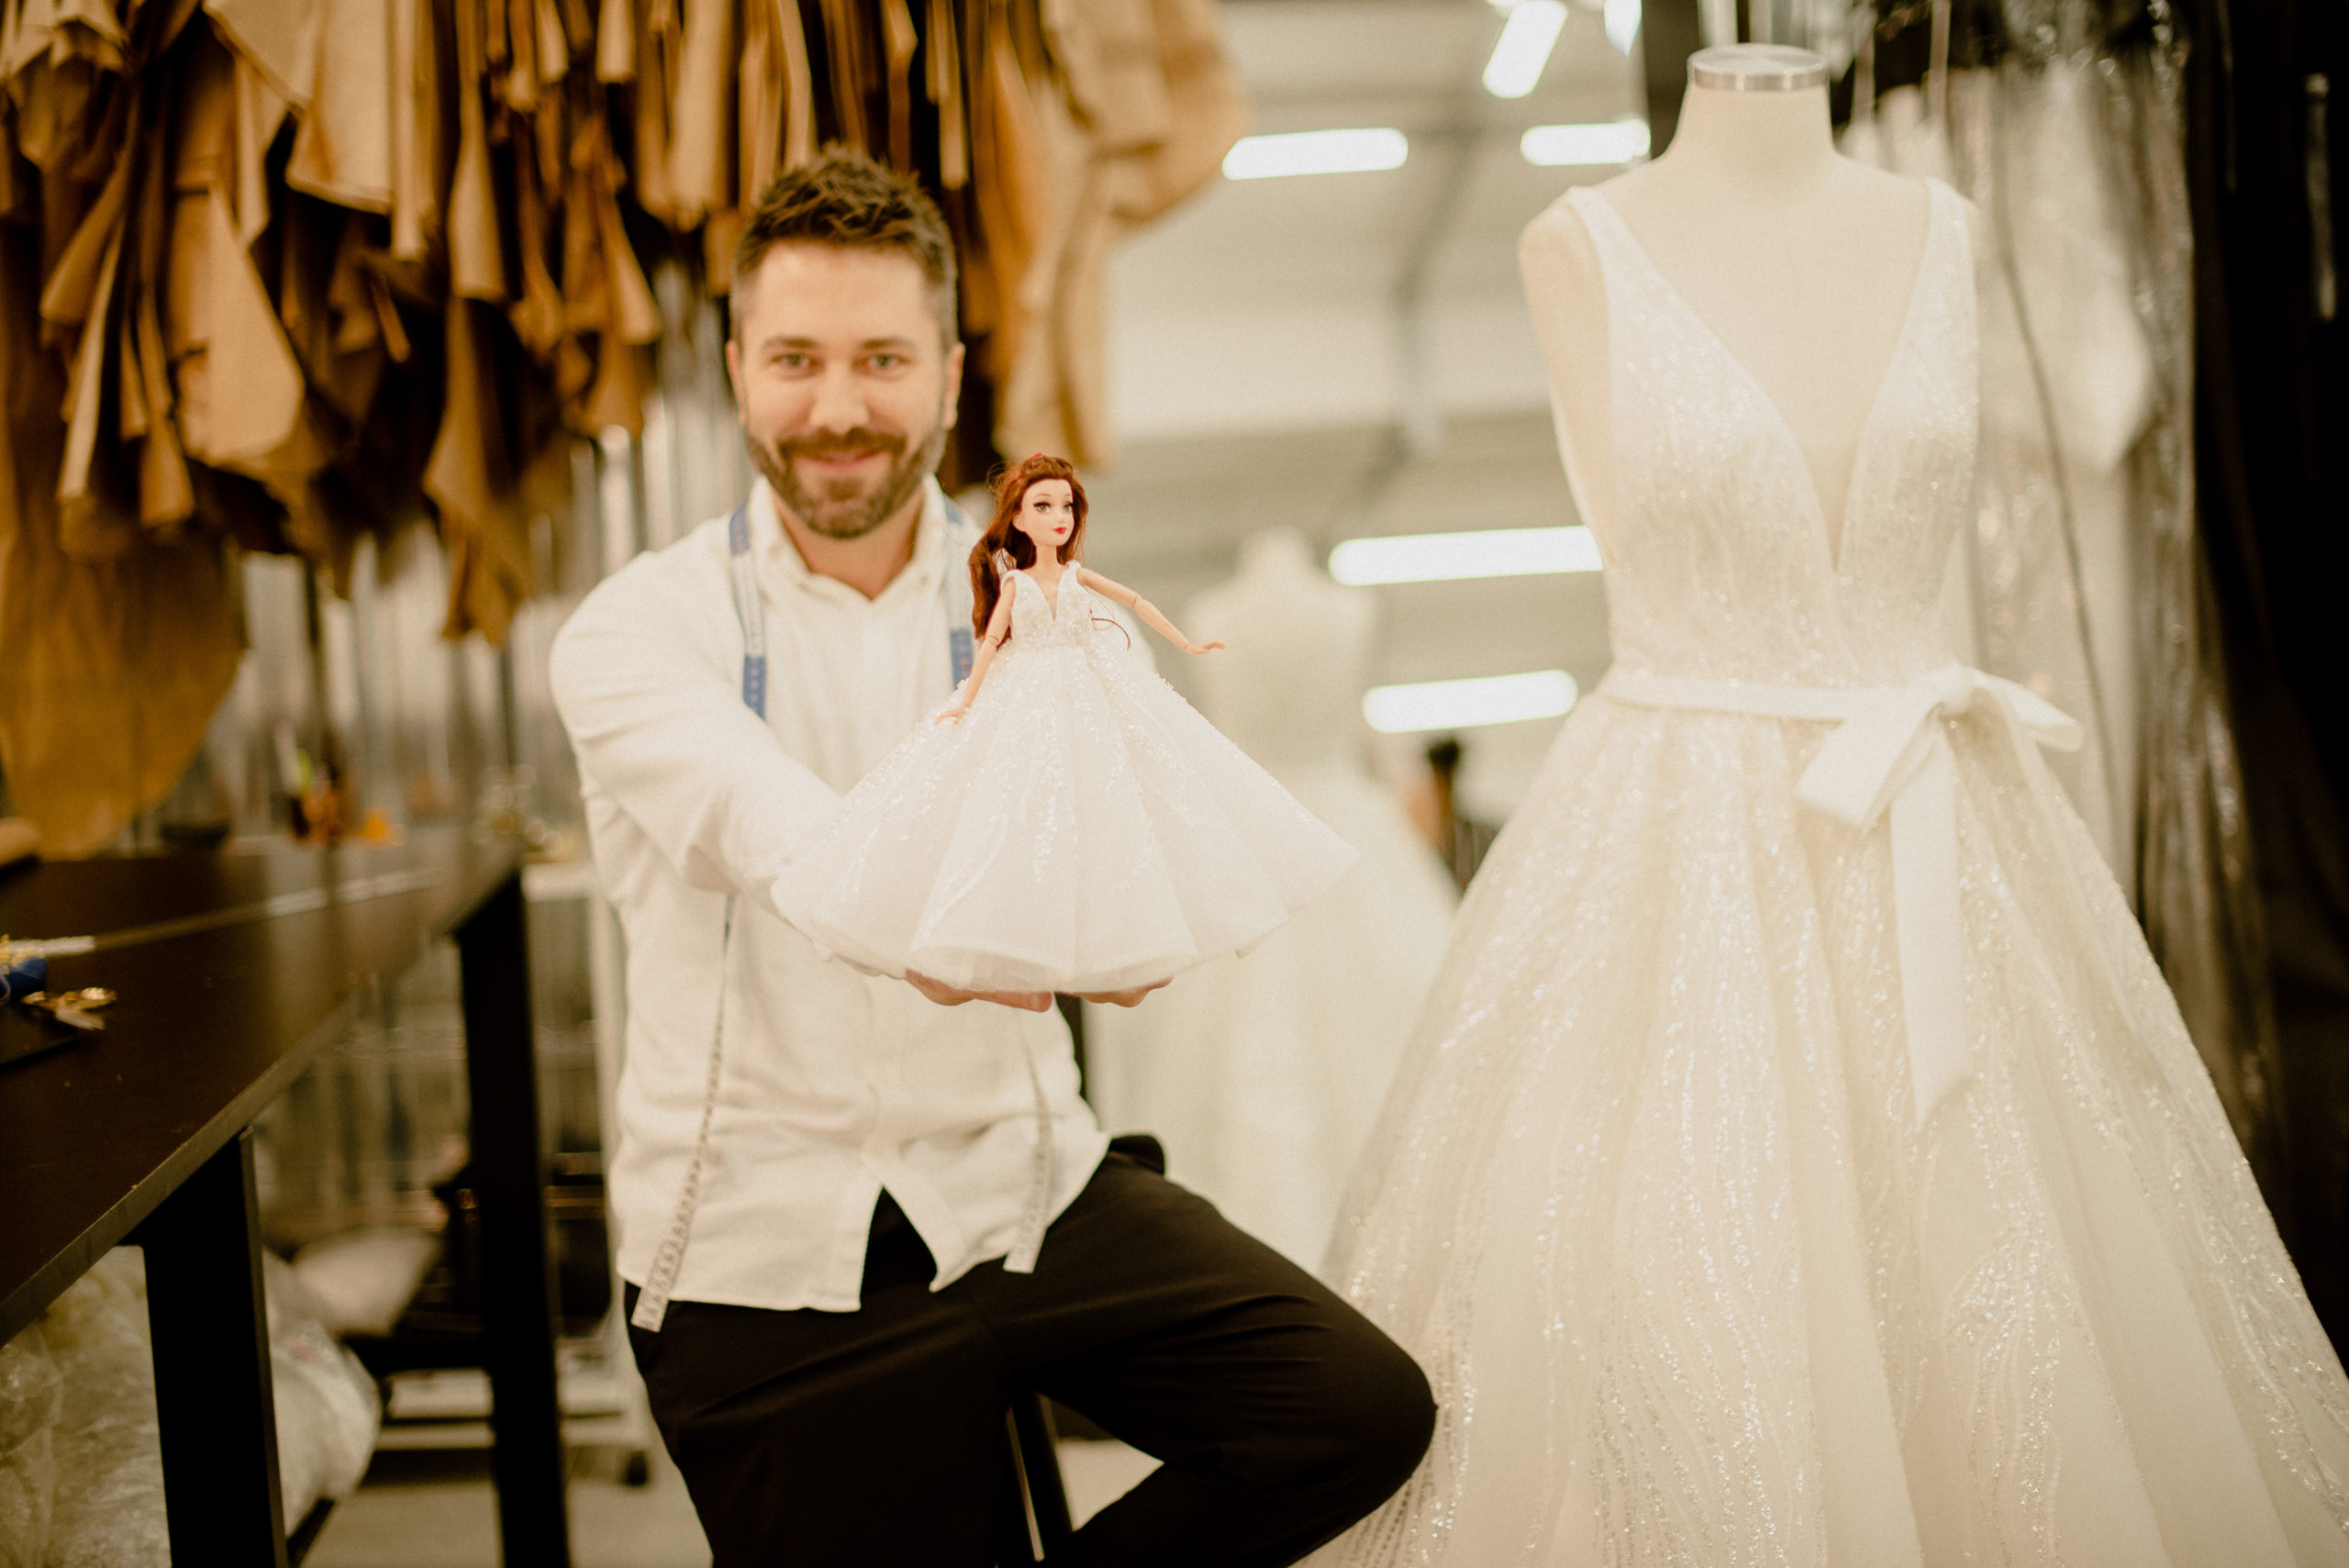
[{"xmin": 1013, "ymin": 480, "xmax": 1077, "ymax": 556}]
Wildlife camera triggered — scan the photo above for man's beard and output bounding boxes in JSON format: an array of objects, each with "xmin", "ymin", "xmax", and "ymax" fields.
[{"xmin": 749, "ymin": 416, "xmax": 948, "ymax": 541}]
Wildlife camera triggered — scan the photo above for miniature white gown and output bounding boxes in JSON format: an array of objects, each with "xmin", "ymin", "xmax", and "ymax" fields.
[
  {"xmin": 778, "ymin": 567, "xmax": 1357, "ymax": 995},
  {"xmin": 1318, "ymin": 181, "xmax": 2349, "ymax": 1566}
]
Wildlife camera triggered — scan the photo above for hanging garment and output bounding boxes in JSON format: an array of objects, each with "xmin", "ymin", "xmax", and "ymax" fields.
[
  {"xmin": 1086, "ymin": 532, "xmax": 1454, "ymax": 1269},
  {"xmin": 1316, "ymin": 180, "xmax": 2349, "ymax": 1566},
  {"xmin": 733, "ymin": 0, "xmax": 814, "ymax": 228},
  {"xmin": 427, "ymin": 294, "xmax": 567, "ymax": 643},
  {"xmin": 998, "ymin": 0, "xmax": 1243, "ymax": 464},
  {"xmin": 0, "ymin": 224, "xmax": 242, "ymax": 857},
  {"xmin": 662, "ymin": 0, "xmax": 730, "ymax": 231},
  {"xmin": 1848, "ymin": 74, "xmax": 2134, "ymax": 881},
  {"xmin": 1852, "ymin": 54, "xmax": 2285, "ymax": 1190}
]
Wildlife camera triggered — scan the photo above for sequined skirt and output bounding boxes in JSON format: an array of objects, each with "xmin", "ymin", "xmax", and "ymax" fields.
[
  {"xmin": 1317, "ymin": 690, "xmax": 2349, "ymax": 1567},
  {"xmin": 777, "ymin": 639, "xmax": 1357, "ymax": 995}
]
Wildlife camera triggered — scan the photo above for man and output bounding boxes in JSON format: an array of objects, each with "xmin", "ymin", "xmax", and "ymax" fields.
[{"xmin": 550, "ymin": 148, "xmax": 1432, "ymax": 1567}]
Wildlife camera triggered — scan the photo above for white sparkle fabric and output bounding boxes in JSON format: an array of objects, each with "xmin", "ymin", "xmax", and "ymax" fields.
[
  {"xmin": 777, "ymin": 568, "xmax": 1357, "ymax": 995},
  {"xmin": 1318, "ymin": 180, "xmax": 2349, "ymax": 1567}
]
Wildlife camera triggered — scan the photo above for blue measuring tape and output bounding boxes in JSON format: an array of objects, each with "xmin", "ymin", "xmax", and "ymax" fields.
[
  {"xmin": 724, "ymin": 491, "xmax": 979, "ymax": 716},
  {"xmin": 636, "ymin": 485, "xmax": 989, "ymax": 1333}
]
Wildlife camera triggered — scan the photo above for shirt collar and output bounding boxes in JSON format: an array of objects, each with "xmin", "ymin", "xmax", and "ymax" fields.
[{"xmin": 751, "ymin": 474, "xmax": 947, "ymax": 608}]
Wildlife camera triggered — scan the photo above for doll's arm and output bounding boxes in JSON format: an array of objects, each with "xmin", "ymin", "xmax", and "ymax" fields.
[
  {"xmin": 938, "ymin": 589, "xmax": 1017, "ymax": 721},
  {"xmin": 1075, "ymin": 568, "xmax": 1224, "ymax": 655}
]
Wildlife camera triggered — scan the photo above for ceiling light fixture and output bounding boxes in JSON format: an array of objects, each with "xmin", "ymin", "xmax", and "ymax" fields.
[
  {"xmin": 1520, "ymin": 117, "xmax": 1653, "ymax": 166},
  {"xmin": 1364, "ymin": 670, "xmax": 1581, "ymax": 733},
  {"xmin": 1222, "ymin": 128, "xmax": 1410, "ymax": 180},
  {"xmin": 1327, "ymin": 526, "xmax": 1603, "ymax": 585},
  {"xmin": 1483, "ymin": 0, "xmax": 1569, "ymax": 99}
]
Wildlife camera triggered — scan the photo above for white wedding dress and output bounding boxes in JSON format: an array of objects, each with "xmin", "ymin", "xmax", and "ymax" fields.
[
  {"xmin": 1319, "ymin": 180, "xmax": 2349, "ymax": 1566},
  {"xmin": 777, "ymin": 568, "xmax": 1356, "ymax": 995}
]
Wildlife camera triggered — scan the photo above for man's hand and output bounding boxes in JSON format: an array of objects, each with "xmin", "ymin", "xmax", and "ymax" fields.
[
  {"xmin": 907, "ymin": 970, "xmax": 1052, "ymax": 1012},
  {"xmin": 1074, "ymin": 979, "xmax": 1170, "ymax": 1008}
]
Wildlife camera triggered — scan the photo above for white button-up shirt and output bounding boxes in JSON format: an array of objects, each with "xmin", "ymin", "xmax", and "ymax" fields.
[{"xmin": 551, "ymin": 477, "xmax": 1108, "ymax": 1312}]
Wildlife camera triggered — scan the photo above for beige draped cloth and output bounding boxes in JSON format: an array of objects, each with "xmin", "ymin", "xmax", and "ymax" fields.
[{"xmin": 1, "ymin": 214, "xmax": 242, "ymax": 858}]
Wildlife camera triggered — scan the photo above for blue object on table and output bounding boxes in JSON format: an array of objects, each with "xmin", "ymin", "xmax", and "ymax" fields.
[{"xmin": 0, "ymin": 952, "xmax": 45, "ymax": 1004}]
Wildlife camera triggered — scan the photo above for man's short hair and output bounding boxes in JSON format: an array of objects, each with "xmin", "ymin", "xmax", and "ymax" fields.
[{"xmin": 732, "ymin": 148, "xmax": 959, "ymax": 347}]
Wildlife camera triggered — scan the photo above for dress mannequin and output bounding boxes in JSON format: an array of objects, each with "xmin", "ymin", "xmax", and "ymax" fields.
[
  {"xmin": 1520, "ymin": 45, "xmax": 1943, "ymax": 562},
  {"xmin": 1188, "ymin": 529, "xmax": 1375, "ymax": 768}
]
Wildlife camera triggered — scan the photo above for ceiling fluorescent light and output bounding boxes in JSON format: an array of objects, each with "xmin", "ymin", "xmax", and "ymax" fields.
[
  {"xmin": 1223, "ymin": 128, "xmax": 1409, "ymax": 180},
  {"xmin": 1364, "ymin": 670, "xmax": 1581, "ymax": 734},
  {"xmin": 1328, "ymin": 526, "xmax": 1603, "ymax": 586},
  {"xmin": 1483, "ymin": 0, "xmax": 1568, "ymax": 99},
  {"xmin": 1520, "ymin": 118, "xmax": 1653, "ymax": 166}
]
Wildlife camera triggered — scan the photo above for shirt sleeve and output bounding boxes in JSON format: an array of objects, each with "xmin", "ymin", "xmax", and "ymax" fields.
[{"xmin": 550, "ymin": 551, "xmax": 841, "ymax": 909}]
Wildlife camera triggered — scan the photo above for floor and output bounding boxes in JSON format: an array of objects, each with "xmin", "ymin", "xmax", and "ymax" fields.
[{"xmin": 304, "ymin": 1438, "xmax": 1163, "ymax": 1567}]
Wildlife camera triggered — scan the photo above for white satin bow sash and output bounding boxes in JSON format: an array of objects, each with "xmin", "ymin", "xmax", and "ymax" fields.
[{"xmin": 1599, "ymin": 663, "xmax": 2126, "ymax": 1126}]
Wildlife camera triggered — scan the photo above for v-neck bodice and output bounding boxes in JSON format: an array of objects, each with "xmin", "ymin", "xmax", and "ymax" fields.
[
  {"xmin": 1010, "ymin": 567, "xmax": 1094, "ymax": 649},
  {"xmin": 1561, "ymin": 179, "xmax": 1977, "ymax": 687}
]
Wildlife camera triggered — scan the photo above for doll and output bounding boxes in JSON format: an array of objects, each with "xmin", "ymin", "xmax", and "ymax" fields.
[{"xmin": 775, "ymin": 453, "xmax": 1359, "ymax": 999}]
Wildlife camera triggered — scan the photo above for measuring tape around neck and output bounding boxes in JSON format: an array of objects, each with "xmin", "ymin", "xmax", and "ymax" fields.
[{"xmin": 632, "ymin": 486, "xmax": 986, "ymax": 1331}]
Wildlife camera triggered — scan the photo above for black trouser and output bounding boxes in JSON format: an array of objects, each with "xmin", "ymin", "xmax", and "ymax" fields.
[{"xmin": 626, "ymin": 1151, "xmax": 1434, "ymax": 1567}]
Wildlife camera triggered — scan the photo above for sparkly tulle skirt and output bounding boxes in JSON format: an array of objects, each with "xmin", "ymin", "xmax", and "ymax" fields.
[
  {"xmin": 776, "ymin": 637, "xmax": 1357, "ymax": 995},
  {"xmin": 1317, "ymin": 692, "xmax": 2349, "ymax": 1567}
]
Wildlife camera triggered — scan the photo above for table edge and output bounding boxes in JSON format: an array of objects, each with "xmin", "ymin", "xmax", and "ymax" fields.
[{"xmin": 0, "ymin": 848, "xmax": 523, "ymax": 1344}]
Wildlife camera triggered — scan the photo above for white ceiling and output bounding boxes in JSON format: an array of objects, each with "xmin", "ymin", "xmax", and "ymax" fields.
[
  {"xmin": 1108, "ymin": 0, "xmax": 1645, "ymax": 441},
  {"xmin": 1087, "ymin": 0, "xmax": 1646, "ymax": 814}
]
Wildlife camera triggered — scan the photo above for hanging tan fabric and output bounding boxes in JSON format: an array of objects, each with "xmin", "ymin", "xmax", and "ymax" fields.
[
  {"xmin": 508, "ymin": 142, "xmax": 565, "ymax": 350},
  {"xmin": 1100, "ymin": 0, "xmax": 1244, "ymax": 227},
  {"xmin": 167, "ymin": 33, "xmax": 307, "ymax": 475},
  {"xmin": 998, "ymin": 0, "xmax": 1243, "ymax": 464},
  {"xmin": 228, "ymin": 40, "xmax": 287, "ymax": 242},
  {"xmin": 448, "ymin": 0, "xmax": 507, "ymax": 299},
  {"xmin": 206, "ymin": 0, "xmax": 317, "ymax": 104},
  {"xmin": 386, "ymin": 0, "xmax": 434, "ymax": 257},
  {"xmin": 816, "ymin": 0, "xmax": 868, "ymax": 150},
  {"xmin": 629, "ymin": 0, "xmax": 677, "ymax": 221},
  {"xmin": 0, "ymin": 213, "xmax": 240, "ymax": 857},
  {"xmin": 663, "ymin": 0, "xmax": 729, "ymax": 228},
  {"xmin": 592, "ymin": 0, "xmax": 627, "ymax": 80},
  {"xmin": 967, "ymin": 1, "xmax": 1042, "ymax": 385},
  {"xmin": 562, "ymin": 109, "xmax": 658, "ymax": 431},
  {"xmin": 427, "ymin": 293, "xmax": 566, "ymax": 640},
  {"xmin": 736, "ymin": 0, "xmax": 813, "ymax": 222},
  {"xmin": 1041, "ymin": 0, "xmax": 1164, "ymax": 154},
  {"xmin": 878, "ymin": 0, "xmax": 913, "ymax": 170},
  {"xmin": 926, "ymin": 0, "xmax": 963, "ymax": 187},
  {"xmin": 283, "ymin": 0, "xmax": 394, "ymax": 212}
]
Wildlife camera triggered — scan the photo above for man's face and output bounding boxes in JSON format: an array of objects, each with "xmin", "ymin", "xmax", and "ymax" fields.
[{"xmin": 726, "ymin": 243, "xmax": 963, "ymax": 540}]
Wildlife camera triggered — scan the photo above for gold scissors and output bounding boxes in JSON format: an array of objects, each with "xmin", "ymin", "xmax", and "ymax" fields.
[{"xmin": 21, "ymin": 987, "xmax": 116, "ymax": 1031}]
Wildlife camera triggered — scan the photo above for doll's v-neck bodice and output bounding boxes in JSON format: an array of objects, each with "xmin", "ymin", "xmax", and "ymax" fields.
[{"xmin": 1011, "ymin": 568, "xmax": 1094, "ymax": 649}]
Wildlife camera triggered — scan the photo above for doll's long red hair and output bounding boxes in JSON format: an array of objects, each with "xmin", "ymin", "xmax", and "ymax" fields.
[{"xmin": 969, "ymin": 453, "xmax": 1088, "ymax": 643}]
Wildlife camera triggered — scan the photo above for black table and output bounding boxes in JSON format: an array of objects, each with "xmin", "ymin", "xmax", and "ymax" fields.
[{"xmin": 0, "ymin": 832, "xmax": 572, "ymax": 1567}]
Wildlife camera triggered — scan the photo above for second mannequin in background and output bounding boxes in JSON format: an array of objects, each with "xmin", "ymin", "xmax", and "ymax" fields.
[{"xmin": 1088, "ymin": 530, "xmax": 1457, "ymax": 1268}]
